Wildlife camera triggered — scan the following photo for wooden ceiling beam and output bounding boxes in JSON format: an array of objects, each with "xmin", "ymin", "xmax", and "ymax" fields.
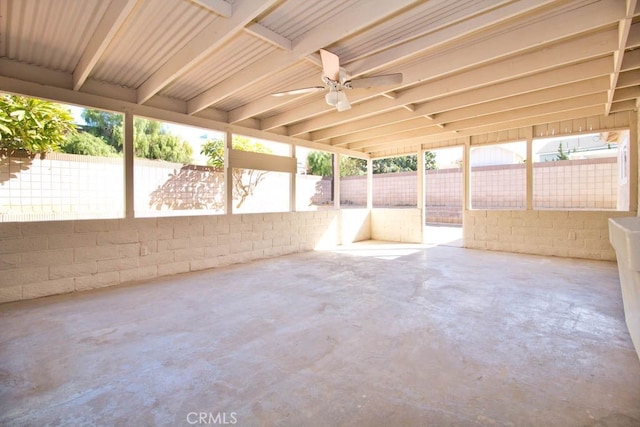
[
  {"xmin": 604, "ymin": 0, "xmax": 637, "ymax": 115},
  {"xmin": 334, "ymin": 77, "xmax": 610, "ymax": 146},
  {"xmin": 228, "ymin": 0, "xmax": 527, "ymax": 124},
  {"xmin": 349, "ymin": 96, "xmax": 606, "ymax": 152},
  {"xmin": 313, "ymin": 58, "xmax": 612, "ymax": 142},
  {"xmin": 73, "ymin": 0, "xmax": 139, "ymax": 91},
  {"xmin": 136, "ymin": 0, "xmax": 278, "ymax": 104},
  {"xmin": 359, "ymin": 106, "xmax": 606, "ymax": 154},
  {"xmin": 186, "ymin": 0, "xmax": 421, "ymax": 115},
  {"xmin": 281, "ymin": 11, "xmax": 623, "ymax": 135},
  {"xmin": 190, "ymin": 0, "xmax": 232, "ymax": 17}
]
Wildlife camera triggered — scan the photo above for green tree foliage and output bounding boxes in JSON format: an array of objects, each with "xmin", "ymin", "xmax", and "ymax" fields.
[
  {"xmin": 305, "ymin": 152, "xmax": 365, "ymax": 177},
  {"xmin": 373, "ymin": 155, "xmax": 417, "ymax": 173},
  {"xmin": 134, "ymin": 118, "xmax": 192, "ymax": 163},
  {"xmin": 0, "ymin": 94, "xmax": 77, "ymax": 156},
  {"xmin": 82, "ymin": 109, "xmax": 122, "ymax": 149},
  {"xmin": 200, "ymin": 135, "xmax": 272, "ymax": 208},
  {"xmin": 340, "ymin": 156, "xmax": 367, "ymax": 176},
  {"xmin": 556, "ymin": 142, "xmax": 569, "ymax": 161},
  {"xmin": 80, "ymin": 109, "xmax": 192, "ymax": 163},
  {"xmin": 425, "ymin": 151, "xmax": 437, "ymax": 170},
  {"xmin": 306, "ymin": 151, "xmax": 437, "ymax": 176},
  {"xmin": 61, "ymin": 132, "xmax": 118, "ymax": 157},
  {"xmin": 306, "ymin": 151, "xmax": 333, "ymax": 176}
]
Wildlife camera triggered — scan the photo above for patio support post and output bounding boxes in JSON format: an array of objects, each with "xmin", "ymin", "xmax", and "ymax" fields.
[
  {"xmin": 526, "ymin": 126, "xmax": 534, "ymax": 210},
  {"xmin": 124, "ymin": 111, "xmax": 134, "ymax": 218},
  {"xmin": 418, "ymin": 148, "xmax": 426, "ymax": 242},
  {"xmin": 463, "ymin": 137, "xmax": 471, "ymax": 211},
  {"xmin": 334, "ymin": 153, "xmax": 341, "ymax": 210},
  {"xmin": 631, "ymin": 104, "xmax": 638, "ymax": 212},
  {"xmin": 290, "ymin": 145, "xmax": 296, "ymax": 212},
  {"xmin": 225, "ymin": 130, "xmax": 233, "ymax": 214},
  {"xmin": 367, "ymin": 158, "xmax": 373, "ymax": 209}
]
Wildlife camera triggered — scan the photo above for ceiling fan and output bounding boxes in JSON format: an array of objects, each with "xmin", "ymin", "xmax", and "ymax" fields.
[{"xmin": 271, "ymin": 49, "xmax": 403, "ymax": 112}]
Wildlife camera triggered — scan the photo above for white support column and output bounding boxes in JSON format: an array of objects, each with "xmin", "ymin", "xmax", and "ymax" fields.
[
  {"xmin": 334, "ymin": 153, "xmax": 341, "ymax": 210},
  {"xmin": 367, "ymin": 158, "xmax": 373, "ymax": 209},
  {"xmin": 417, "ymin": 149, "xmax": 425, "ymax": 242},
  {"xmin": 631, "ymin": 103, "xmax": 639, "ymax": 212},
  {"xmin": 290, "ymin": 145, "xmax": 297, "ymax": 212},
  {"xmin": 526, "ymin": 127, "xmax": 534, "ymax": 210},
  {"xmin": 463, "ymin": 137, "xmax": 471, "ymax": 211},
  {"xmin": 417, "ymin": 149, "xmax": 425, "ymax": 209},
  {"xmin": 225, "ymin": 130, "xmax": 233, "ymax": 214},
  {"xmin": 124, "ymin": 111, "xmax": 134, "ymax": 218}
]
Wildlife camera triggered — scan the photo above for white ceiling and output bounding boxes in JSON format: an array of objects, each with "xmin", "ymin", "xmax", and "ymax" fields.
[{"xmin": 1, "ymin": 0, "xmax": 639, "ymax": 158}]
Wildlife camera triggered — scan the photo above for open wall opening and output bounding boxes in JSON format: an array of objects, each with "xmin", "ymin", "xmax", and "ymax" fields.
[
  {"xmin": 425, "ymin": 147, "xmax": 463, "ymax": 225},
  {"xmin": 230, "ymin": 135, "xmax": 291, "ymax": 214},
  {"xmin": 296, "ymin": 148, "xmax": 335, "ymax": 212},
  {"xmin": 532, "ymin": 131, "xmax": 628, "ymax": 211},
  {"xmin": 372, "ymin": 154, "xmax": 417, "ymax": 208},
  {"xmin": 340, "ymin": 155, "xmax": 367, "ymax": 208},
  {"xmin": 470, "ymin": 141, "xmax": 527, "ymax": 210},
  {"xmin": 0, "ymin": 95, "xmax": 125, "ymax": 222},
  {"xmin": 134, "ymin": 118, "xmax": 225, "ymax": 217}
]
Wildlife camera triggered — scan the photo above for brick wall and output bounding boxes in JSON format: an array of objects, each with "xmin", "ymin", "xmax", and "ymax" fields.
[
  {"xmin": 464, "ymin": 210, "xmax": 635, "ymax": 260},
  {"xmin": 0, "ymin": 210, "xmax": 370, "ymax": 303}
]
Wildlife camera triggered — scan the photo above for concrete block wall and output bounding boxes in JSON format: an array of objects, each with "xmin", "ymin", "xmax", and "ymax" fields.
[
  {"xmin": 371, "ymin": 208, "xmax": 423, "ymax": 243},
  {"xmin": 464, "ymin": 210, "xmax": 636, "ymax": 261},
  {"xmin": 341, "ymin": 209, "xmax": 372, "ymax": 244},
  {"xmin": 0, "ymin": 209, "xmax": 368, "ymax": 303}
]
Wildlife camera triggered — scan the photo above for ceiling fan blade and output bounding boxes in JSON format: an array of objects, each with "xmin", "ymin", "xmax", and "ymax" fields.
[
  {"xmin": 336, "ymin": 91, "xmax": 351, "ymax": 112},
  {"xmin": 320, "ymin": 49, "xmax": 340, "ymax": 81},
  {"xmin": 348, "ymin": 73, "xmax": 403, "ymax": 89},
  {"xmin": 271, "ymin": 86, "xmax": 325, "ymax": 97}
]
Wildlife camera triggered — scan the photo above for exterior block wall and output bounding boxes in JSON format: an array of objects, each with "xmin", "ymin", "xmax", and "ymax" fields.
[
  {"xmin": 0, "ymin": 210, "xmax": 365, "ymax": 303},
  {"xmin": 464, "ymin": 210, "xmax": 636, "ymax": 261}
]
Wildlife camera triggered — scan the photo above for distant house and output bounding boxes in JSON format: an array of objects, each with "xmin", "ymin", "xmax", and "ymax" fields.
[{"xmin": 536, "ymin": 133, "xmax": 617, "ymax": 161}]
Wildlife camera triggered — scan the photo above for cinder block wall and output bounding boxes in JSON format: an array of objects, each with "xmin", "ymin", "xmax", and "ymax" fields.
[
  {"xmin": 464, "ymin": 210, "xmax": 636, "ymax": 260},
  {"xmin": 0, "ymin": 210, "xmax": 360, "ymax": 303},
  {"xmin": 372, "ymin": 209, "xmax": 423, "ymax": 243}
]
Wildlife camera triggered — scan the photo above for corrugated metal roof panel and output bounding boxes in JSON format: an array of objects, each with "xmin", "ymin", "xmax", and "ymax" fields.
[
  {"xmin": 214, "ymin": 61, "xmax": 320, "ymax": 111},
  {"xmin": 91, "ymin": 0, "xmax": 217, "ymax": 88},
  {"xmin": 330, "ymin": 0, "xmax": 484, "ymax": 63},
  {"xmin": 257, "ymin": 0, "xmax": 353, "ymax": 41},
  {"xmin": 160, "ymin": 33, "xmax": 276, "ymax": 101},
  {"xmin": 256, "ymin": 95, "xmax": 326, "ymax": 119},
  {"xmin": 1, "ymin": 0, "xmax": 108, "ymax": 72}
]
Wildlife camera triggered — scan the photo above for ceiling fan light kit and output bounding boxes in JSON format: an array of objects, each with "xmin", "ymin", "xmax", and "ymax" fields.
[
  {"xmin": 325, "ymin": 90, "xmax": 339, "ymax": 106},
  {"xmin": 272, "ymin": 49, "xmax": 403, "ymax": 112}
]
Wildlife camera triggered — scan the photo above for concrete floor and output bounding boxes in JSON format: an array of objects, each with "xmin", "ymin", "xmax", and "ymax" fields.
[
  {"xmin": 424, "ymin": 224, "xmax": 463, "ymax": 247},
  {"xmin": 1, "ymin": 243, "xmax": 640, "ymax": 426}
]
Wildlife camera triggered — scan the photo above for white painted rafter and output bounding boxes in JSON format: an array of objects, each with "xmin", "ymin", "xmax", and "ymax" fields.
[
  {"xmin": 333, "ymin": 80, "xmax": 610, "ymax": 147},
  {"xmin": 605, "ymin": 0, "xmax": 638, "ymax": 115},
  {"xmin": 190, "ymin": 0, "xmax": 232, "ymax": 17},
  {"xmin": 186, "ymin": 0, "xmax": 421, "ymax": 115},
  {"xmin": 244, "ymin": 23, "xmax": 292, "ymax": 50},
  {"xmin": 136, "ymin": 0, "xmax": 278, "ymax": 104},
  {"xmin": 266, "ymin": 2, "xmax": 625, "ymax": 134},
  {"xmin": 315, "ymin": 57, "xmax": 613, "ymax": 143},
  {"xmin": 73, "ymin": 0, "xmax": 139, "ymax": 91},
  {"xmin": 231, "ymin": 0, "xmax": 556, "ymax": 126}
]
